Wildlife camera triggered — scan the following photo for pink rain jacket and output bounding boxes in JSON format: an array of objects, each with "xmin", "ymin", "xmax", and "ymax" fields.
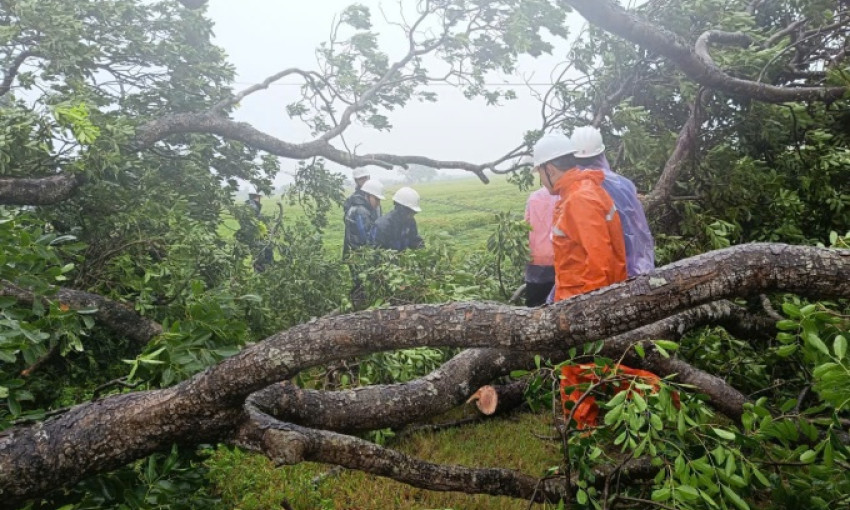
[{"xmin": 525, "ymin": 187, "xmax": 558, "ymax": 266}]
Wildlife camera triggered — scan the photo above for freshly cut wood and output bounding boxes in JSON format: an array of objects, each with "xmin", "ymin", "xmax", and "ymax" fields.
[
  {"xmin": 467, "ymin": 381, "xmax": 527, "ymax": 416},
  {"xmin": 467, "ymin": 385, "xmax": 498, "ymax": 415}
]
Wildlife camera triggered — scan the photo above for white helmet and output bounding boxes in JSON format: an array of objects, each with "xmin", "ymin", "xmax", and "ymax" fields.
[
  {"xmin": 352, "ymin": 168, "xmax": 370, "ymax": 180},
  {"xmin": 393, "ymin": 186, "xmax": 421, "ymax": 212},
  {"xmin": 532, "ymin": 133, "xmax": 574, "ymax": 167},
  {"xmin": 571, "ymin": 126, "xmax": 605, "ymax": 158},
  {"xmin": 360, "ymin": 178, "xmax": 385, "ymax": 200}
]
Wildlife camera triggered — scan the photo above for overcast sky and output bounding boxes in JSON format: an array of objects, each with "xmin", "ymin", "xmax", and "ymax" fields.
[{"xmin": 205, "ymin": 1, "xmax": 582, "ymax": 184}]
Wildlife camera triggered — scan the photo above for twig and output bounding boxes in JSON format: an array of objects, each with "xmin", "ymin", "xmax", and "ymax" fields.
[
  {"xmin": 92, "ymin": 377, "xmax": 144, "ymax": 399},
  {"xmin": 311, "ymin": 465, "xmax": 345, "ymax": 488},
  {"xmin": 614, "ymin": 495, "xmax": 678, "ymax": 510},
  {"xmin": 759, "ymin": 294, "xmax": 784, "ymax": 322},
  {"xmin": 20, "ymin": 344, "xmax": 59, "ymax": 377}
]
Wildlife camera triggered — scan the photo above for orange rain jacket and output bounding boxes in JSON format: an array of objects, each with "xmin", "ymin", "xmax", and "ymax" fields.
[
  {"xmin": 560, "ymin": 364, "xmax": 681, "ymax": 429},
  {"xmin": 551, "ymin": 169, "xmax": 627, "ymax": 301}
]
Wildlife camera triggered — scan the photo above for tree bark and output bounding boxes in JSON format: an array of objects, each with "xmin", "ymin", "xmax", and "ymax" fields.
[
  {"xmin": 643, "ymin": 89, "xmax": 706, "ymax": 216},
  {"xmin": 0, "ymin": 173, "xmax": 84, "ymax": 206},
  {"xmin": 0, "ymin": 243, "xmax": 848, "ymax": 506}
]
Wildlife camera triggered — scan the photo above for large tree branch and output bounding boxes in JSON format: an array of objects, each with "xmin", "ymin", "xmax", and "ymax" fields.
[
  {"xmin": 133, "ymin": 112, "xmax": 497, "ymax": 182},
  {"xmin": 235, "ymin": 410, "xmax": 565, "ymax": 503},
  {"xmin": 1, "ymin": 243, "xmax": 848, "ymax": 505},
  {"xmin": 248, "ymin": 348, "xmax": 535, "ymax": 433},
  {"xmin": 252, "ymin": 299, "xmax": 769, "ymax": 433},
  {"xmin": 642, "ymin": 88, "xmax": 706, "ymax": 215},
  {"xmin": 0, "ymin": 49, "xmax": 37, "ymax": 97},
  {"xmin": 0, "ymin": 172, "xmax": 84, "ymax": 206},
  {"xmin": 561, "ymin": 0, "xmax": 847, "ymax": 103}
]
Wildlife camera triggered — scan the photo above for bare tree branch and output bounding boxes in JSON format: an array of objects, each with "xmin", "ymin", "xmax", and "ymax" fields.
[
  {"xmin": 133, "ymin": 112, "xmax": 500, "ymax": 182},
  {"xmin": 643, "ymin": 88, "xmax": 706, "ymax": 215}
]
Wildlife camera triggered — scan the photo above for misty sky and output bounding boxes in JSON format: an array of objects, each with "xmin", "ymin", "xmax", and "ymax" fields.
[{"xmin": 205, "ymin": 0, "xmax": 582, "ymax": 184}]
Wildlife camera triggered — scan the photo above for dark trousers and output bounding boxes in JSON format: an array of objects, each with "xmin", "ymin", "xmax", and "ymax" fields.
[{"xmin": 525, "ymin": 280, "xmax": 555, "ymax": 307}]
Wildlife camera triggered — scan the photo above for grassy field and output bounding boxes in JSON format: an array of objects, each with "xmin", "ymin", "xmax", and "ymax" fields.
[{"xmin": 230, "ymin": 175, "xmax": 531, "ymax": 256}]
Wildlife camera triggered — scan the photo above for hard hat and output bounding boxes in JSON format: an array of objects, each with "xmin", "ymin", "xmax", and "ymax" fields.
[
  {"xmin": 360, "ymin": 178, "xmax": 385, "ymax": 200},
  {"xmin": 393, "ymin": 186, "xmax": 421, "ymax": 212},
  {"xmin": 532, "ymin": 133, "xmax": 575, "ymax": 167},
  {"xmin": 352, "ymin": 168, "xmax": 370, "ymax": 180},
  {"xmin": 571, "ymin": 126, "xmax": 605, "ymax": 158}
]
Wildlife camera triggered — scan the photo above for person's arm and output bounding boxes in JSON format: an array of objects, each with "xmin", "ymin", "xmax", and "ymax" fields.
[
  {"xmin": 410, "ymin": 219, "xmax": 424, "ymax": 249},
  {"xmin": 346, "ymin": 206, "xmax": 371, "ymax": 250}
]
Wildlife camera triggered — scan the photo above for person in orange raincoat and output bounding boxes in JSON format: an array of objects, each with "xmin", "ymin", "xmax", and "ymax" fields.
[
  {"xmin": 531, "ymin": 133, "xmax": 627, "ymax": 302},
  {"xmin": 559, "ymin": 363, "xmax": 680, "ymax": 429}
]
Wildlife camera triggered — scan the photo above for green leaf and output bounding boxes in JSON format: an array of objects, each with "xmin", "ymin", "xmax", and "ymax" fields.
[
  {"xmin": 799, "ymin": 449, "xmax": 817, "ymax": 463},
  {"xmin": 776, "ymin": 344, "xmax": 798, "ymax": 357},
  {"xmin": 752, "ymin": 466, "xmax": 770, "ymax": 487},
  {"xmin": 721, "ymin": 484, "xmax": 750, "ymax": 510},
  {"xmin": 712, "ymin": 428, "xmax": 736, "ymax": 441},
  {"xmin": 834, "ymin": 335, "xmax": 847, "ymax": 359},
  {"xmin": 608, "ymin": 390, "xmax": 628, "ymax": 408},
  {"xmin": 604, "ymin": 403, "xmax": 624, "ymax": 426},
  {"xmin": 634, "ymin": 343, "xmax": 645, "ymax": 358},
  {"xmin": 675, "ymin": 485, "xmax": 700, "ymax": 501},
  {"xmin": 654, "ymin": 340, "xmax": 679, "ymax": 351},
  {"xmin": 823, "ymin": 441, "xmax": 834, "ymax": 467},
  {"xmin": 805, "ymin": 332, "xmax": 830, "ymax": 355},
  {"xmin": 652, "ymin": 488, "xmax": 671, "ymax": 502},
  {"xmin": 700, "ymin": 489, "xmax": 720, "ymax": 508},
  {"xmin": 632, "ymin": 391, "xmax": 647, "ymax": 412},
  {"xmin": 776, "ymin": 320, "xmax": 798, "ymax": 331},
  {"xmin": 576, "ymin": 488, "xmax": 587, "ymax": 505}
]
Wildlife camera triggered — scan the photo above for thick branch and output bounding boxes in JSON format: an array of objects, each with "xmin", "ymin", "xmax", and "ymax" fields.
[
  {"xmin": 0, "ymin": 173, "xmax": 84, "ymax": 206},
  {"xmin": 249, "ymin": 348, "xmax": 535, "ymax": 433},
  {"xmin": 0, "ymin": 280, "xmax": 162, "ymax": 348},
  {"xmin": 694, "ymin": 30, "xmax": 754, "ymax": 65},
  {"xmin": 133, "ymin": 112, "xmax": 495, "ymax": 182},
  {"xmin": 643, "ymin": 89, "xmax": 706, "ymax": 215},
  {"xmin": 1, "ymin": 243, "xmax": 848, "ymax": 505},
  {"xmin": 252, "ymin": 299, "xmax": 768, "ymax": 432},
  {"xmin": 0, "ymin": 49, "xmax": 36, "ymax": 97},
  {"xmin": 235, "ymin": 412, "xmax": 565, "ymax": 503},
  {"xmin": 561, "ymin": 0, "xmax": 847, "ymax": 103}
]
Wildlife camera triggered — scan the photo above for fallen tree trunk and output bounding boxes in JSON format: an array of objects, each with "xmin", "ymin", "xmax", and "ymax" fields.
[{"xmin": 0, "ymin": 243, "xmax": 848, "ymax": 506}]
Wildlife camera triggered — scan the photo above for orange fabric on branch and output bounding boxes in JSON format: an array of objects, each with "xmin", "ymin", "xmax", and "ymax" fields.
[{"xmin": 559, "ymin": 363, "xmax": 679, "ymax": 429}]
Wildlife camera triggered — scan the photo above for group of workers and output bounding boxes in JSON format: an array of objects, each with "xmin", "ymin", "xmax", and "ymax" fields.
[
  {"xmin": 524, "ymin": 125, "xmax": 655, "ymax": 306},
  {"xmin": 342, "ymin": 168, "xmax": 424, "ymax": 307}
]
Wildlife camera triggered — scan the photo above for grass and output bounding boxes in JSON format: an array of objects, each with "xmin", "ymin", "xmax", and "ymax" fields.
[
  {"xmin": 225, "ymin": 175, "xmax": 531, "ymax": 256},
  {"xmin": 206, "ymin": 411, "xmax": 563, "ymax": 510}
]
